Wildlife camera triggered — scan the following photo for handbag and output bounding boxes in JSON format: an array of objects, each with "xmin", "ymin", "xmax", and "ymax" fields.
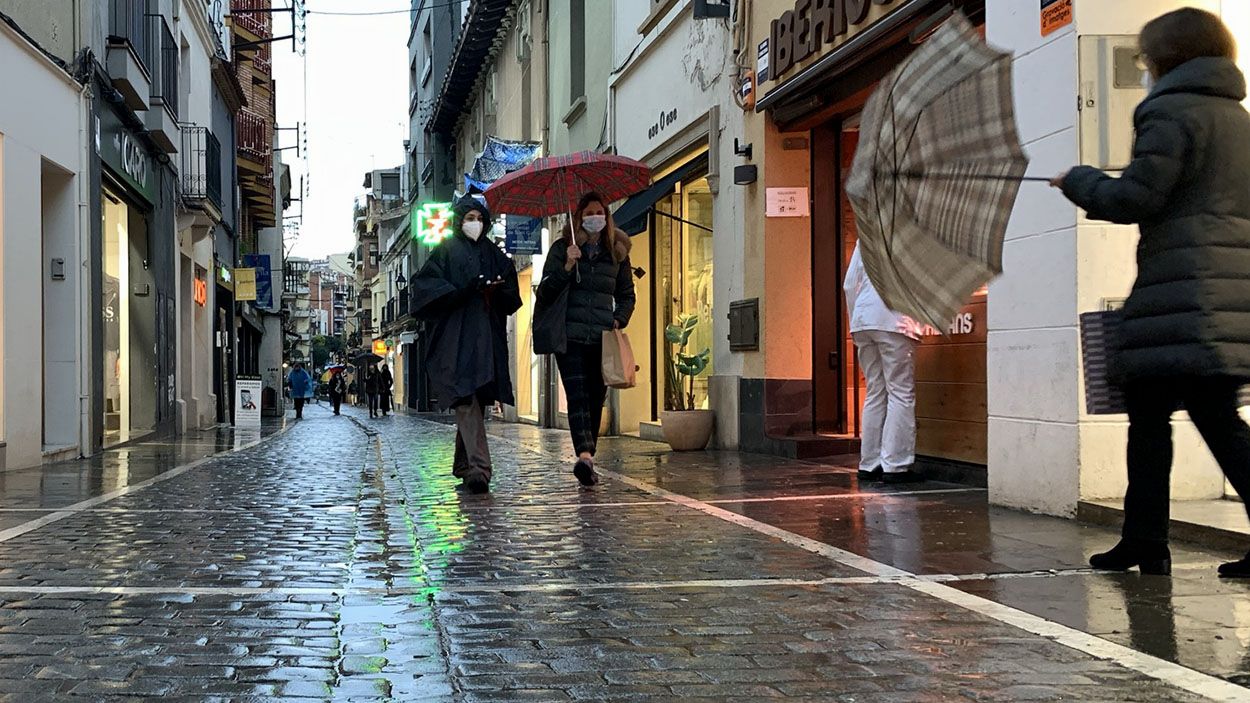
[
  {"xmin": 1080, "ymin": 310, "xmax": 1250, "ymax": 414},
  {"xmin": 601, "ymin": 328, "xmax": 637, "ymax": 389},
  {"xmin": 533, "ymin": 284, "xmax": 569, "ymax": 355}
]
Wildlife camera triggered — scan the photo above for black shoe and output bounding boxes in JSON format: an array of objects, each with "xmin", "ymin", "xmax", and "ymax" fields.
[
  {"xmin": 882, "ymin": 469, "xmax": 924, "ymax": 485},
  {"xmin": 1218, "ymin": 553, "xmax": 1250, "ymax": 578},
  {"xmin": 463, "ymin": 475, "xmax": 490, "ymax": 494},
  {"xmin": 857, "ymin": 467, "xmax": 883, "ymax": 482},
  {"xmin": 1090, "ymin": 540, "xmax": 1171, "ymax": 575},
  {"xmin": 573, "ymin": 459, "xmax": 599, "ymax": 487}
]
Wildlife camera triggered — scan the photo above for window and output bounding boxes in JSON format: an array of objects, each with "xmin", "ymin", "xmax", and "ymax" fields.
[
  {"xmin": 421, "ymin": 20, "xmax": 433, "ymax": 86},
  {"xmin": 515, "ymin": 1, "xmax": 532, "ymax": 65},
  {"xmin": 570, "ymin": 0, "xmax": 585, "ymax": 101},
  {"xmin": 484, "ymin": 68, "xmax": 497, "ymax": 117},
  {"xmin": 380, "ymin": 173, "xmax": 401, "ymax": 198}
]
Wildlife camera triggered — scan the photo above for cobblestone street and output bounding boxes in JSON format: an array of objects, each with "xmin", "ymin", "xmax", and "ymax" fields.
[{"xmin": 0, "ymin": 404, "xmax": 1245, "ymax": 701}]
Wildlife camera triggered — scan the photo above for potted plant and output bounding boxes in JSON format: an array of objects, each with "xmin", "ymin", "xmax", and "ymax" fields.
[{"xmin": 660, "ymin": 313, "xmax": 714, "ymax": 451}]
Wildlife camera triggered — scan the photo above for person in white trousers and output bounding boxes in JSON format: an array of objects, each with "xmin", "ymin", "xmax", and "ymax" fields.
[{"xmin": 843, "ymin": 244, "xmax": 924, "ymax": 484}]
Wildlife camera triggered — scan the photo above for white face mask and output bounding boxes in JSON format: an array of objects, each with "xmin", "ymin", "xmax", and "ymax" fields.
[
  {"xmin": 462, "ymin": 221, "xmax": 484, "ymax": 240},
  {"xmin": 1141, "ymin": 69, "xmax": 1155, "ymax": 91},
  {"xmin": 582, "ymin": 215, "xmax": 607, "ymax": 234}
]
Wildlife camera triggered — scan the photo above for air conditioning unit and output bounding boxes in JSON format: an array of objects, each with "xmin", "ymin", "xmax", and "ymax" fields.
[{"xmin": 693, "ymin": 0, "xmax": 730, "ymax": 19}]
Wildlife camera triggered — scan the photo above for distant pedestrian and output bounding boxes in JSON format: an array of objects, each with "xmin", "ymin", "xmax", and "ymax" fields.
[
  {"xmin": 534, "ymin": 191, "xmax": 636, "ymax": 487},
  {"xmin": 364, "ymin": 367, "xmax": 380, "ymax": 418},
  {"xmin": 1053, "ymin": 8, "xmax": 1250, "ymax": 577},
  {"xmin": 411, "ymin": 194, "xmax": 521, "ymax": 494},
  {"xmin": 378, "ymin": 364, "xmax": 394, "ymax": 416},
  {"xmin": 328, "ymin": 372, "xmax": 347, "ymax": 416},
  {"xmin": 843, "ymin": 243, "xmax": 923, "ymax": 485},
  {"xmin": 286, "ymin": 362, "xmax": 314, "ymax": 420}
]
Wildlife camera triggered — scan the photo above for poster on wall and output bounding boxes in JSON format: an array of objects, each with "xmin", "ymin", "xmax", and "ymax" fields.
[
  {"xmin": 1041, "ymin": 0, "xmax": 1073, "ymax": 36},
  {"xmin": 505, "ymin": 216, "xmax": 543, "ymax": 254},
  {"xmin": 234, "ymin": 376, "xmax": 262, "ymax": 428},
  {"xmin": 756, "ymin": 39, "xmax": 770, "ymax": 82},
  {"xmin": 765, "ymin": 187, "xmax": 810, "ymax": 217}
]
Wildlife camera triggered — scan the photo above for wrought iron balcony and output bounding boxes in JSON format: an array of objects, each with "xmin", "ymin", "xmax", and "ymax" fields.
[
  {"xmin": 180, "ymin": 126, "xmax": 222, "ymax": 209},
  {"xmin": 150, "ymin": 15, "xmax": 179, "ymax": 121}
]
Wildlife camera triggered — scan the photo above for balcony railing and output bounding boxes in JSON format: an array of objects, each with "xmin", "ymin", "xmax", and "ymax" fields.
[
  {"xmin": 237, "ymin": 109, "xmax": 272, "ymax": 162},
  {"xmin": 231, "ymin": 0, "xmax": 272, "ymax": 39},
  {"xmin": 180, "ymin": 126, "xmax": 222, "ymax": 208},
  {"xmin": 150, "ymin": 14, "xmax": 179, "ymax": 120},
  {"xmin": 109, "ymin": 0, "xmax": 154, "ymax": 77}
]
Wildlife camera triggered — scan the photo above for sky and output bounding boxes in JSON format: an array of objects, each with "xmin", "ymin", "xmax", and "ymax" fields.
[{"xmin": 272, "ymin": 1, "xmax": 411, "ymax": 259}]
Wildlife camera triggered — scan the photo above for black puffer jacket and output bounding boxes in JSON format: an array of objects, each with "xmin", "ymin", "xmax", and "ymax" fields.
[
  {"xmin": 537, "ymin": 225, "xmax": 637, "ymax": 345},
  {"xmin": 1063, "ymin": 57, "xmax": 1250, "ymax": 382}
]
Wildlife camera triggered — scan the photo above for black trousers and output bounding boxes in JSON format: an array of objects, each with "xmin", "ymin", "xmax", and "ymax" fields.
[
  {"xmin": 367, "ymin": 393, "xmax": 379, "ymax": 417},
  {"xmin": 556, "ymin": 341, "xmax": 607, "ymax": 456},
  {"xmin": 330, "ymin": 393, "xmax": 343, "ymax": 415},
  {"xmin": 293, "ymin": 398, "xmax": 306, "ymax": 418},
  {"xmin": 1124, "ymin": 377, "xmax": 1250, "ymax": 544}
]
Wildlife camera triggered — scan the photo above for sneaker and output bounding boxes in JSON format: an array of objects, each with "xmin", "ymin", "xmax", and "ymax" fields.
[
  {"xmin": 882, "ymin": 469, "xmax": 924, "ymax": 485},
  {"xmin": 857, "ymin": 467, "xmax": 883, "ymax": 482},
  {"xmin": 573, "ymin": 459, "xmax": 599, "ymax": 487}
]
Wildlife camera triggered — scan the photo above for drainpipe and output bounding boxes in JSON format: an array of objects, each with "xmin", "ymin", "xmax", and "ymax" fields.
[{"xmin": 76, "ymin": 72, "xmax": 94, "ymax": 460}]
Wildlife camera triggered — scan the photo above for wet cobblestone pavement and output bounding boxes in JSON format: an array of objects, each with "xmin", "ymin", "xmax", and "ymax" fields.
[{"xmin": 0, "ymin": 405, "xmax": 1245, "ymax": 700}]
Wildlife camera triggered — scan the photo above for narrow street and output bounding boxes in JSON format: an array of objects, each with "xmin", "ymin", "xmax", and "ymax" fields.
[{"xmin": 0, "ymin": 407, "xmax": 1241, "ymax": 701}]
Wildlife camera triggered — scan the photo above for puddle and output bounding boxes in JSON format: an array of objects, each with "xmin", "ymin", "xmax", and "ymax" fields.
[{"xmin": 339, "ymin": 603, "xmax": 411, "ymax": 627}]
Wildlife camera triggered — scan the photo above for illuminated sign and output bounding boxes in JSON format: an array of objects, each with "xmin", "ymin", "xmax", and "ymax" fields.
[
  {"xmin": 372, "ymin": 339, "xmax": 389, "ymax": 356},
  {"xmin": 414, "ymin": 202, "xmax": 454, "ymax": 247},
  {"xmin": 193, "ymin": 276, "xmax": 208, "ymax": 306}
]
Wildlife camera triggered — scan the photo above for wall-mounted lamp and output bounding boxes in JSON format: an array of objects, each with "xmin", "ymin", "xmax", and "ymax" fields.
[
  {"xmin": 734, "ymin": 165, "xmax": 758, "ymax": 186},
  {"xmin": 734, "ymin": 138, "xmax": 753, "ymax": 160}
]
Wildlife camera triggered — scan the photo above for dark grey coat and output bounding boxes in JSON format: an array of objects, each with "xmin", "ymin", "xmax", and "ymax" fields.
[
  {"xmin": 1063, "ymin": 57, "xmax": 1250, "ymax": 382},
  {"xmin": 536, "ymin": 225, "xmax": 637, "ymax": 346}
]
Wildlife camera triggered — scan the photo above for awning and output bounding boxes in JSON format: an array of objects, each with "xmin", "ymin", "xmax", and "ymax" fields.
[{"xmin": 615, "ymin": 153, "xmax": 709, "ymax": 236}]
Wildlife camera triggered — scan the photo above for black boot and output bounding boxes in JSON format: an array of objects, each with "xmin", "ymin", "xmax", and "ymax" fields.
[
  {"xmin": 1090, "ymin": 540, "xmax": 1171, "ymax": 575},
  {"xmin": 1218, "ymin": 553, "xmax": 1250, "ymax": 578},
  {"xmin": 573, "ymin": 459, "xmax": 599, "ymax": 487}
]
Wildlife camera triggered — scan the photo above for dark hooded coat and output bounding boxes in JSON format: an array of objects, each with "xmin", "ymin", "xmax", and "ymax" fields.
[
  {"xmin": 410, "ymin": 195, "xmax": 522, "ymax": 408},
  {"xmin": 536, "ymin": 224, "xmax": 636, "ymax": 347},
  {"xmin": 1063, "ymin": 57, "xmax": 1250, "ymax": 382}
]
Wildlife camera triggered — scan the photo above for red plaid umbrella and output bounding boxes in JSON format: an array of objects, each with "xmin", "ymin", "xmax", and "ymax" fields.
[{"xmin": 484, "ymin": 150, "xmax": 651, "ymax": 217}]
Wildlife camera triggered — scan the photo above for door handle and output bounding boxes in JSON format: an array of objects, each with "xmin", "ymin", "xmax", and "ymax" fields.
[{"xmin": 829, "ymin": 351, "xmax": 838, "ymax": 370}]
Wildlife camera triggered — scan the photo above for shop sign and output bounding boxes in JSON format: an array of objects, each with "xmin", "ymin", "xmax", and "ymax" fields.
[
  {"xmin": 216, "ymin": 264, "xmax": 233, "ymax": 291},
  {"xmin": 1040, "ymin": 0, "xmax": 1073, "ymax": 37},
  {"xmin": 647, "ymin": 108, "xmax": 680, "ymax": 141},
  {"xmin": 234, "ymin": 267, "xmax": 258, "ymax": 302},
  {"xmin": 242, "ymin": 254, "xmax": 274, "ymax": 310},
  {"xmin": 399, "ymin": 332, "xmax": 417, "ymax": 345},
  {"xmin": 414, "ymin": 202, "xmax": 454, "ymax": 247},
  {"xmin": 372, "ymin": 339, "xmax": 389, "ymax": 356},
  {"xmin": 504, "ymin": 216, "xmax": 542, "ymax": 254},
  {"xmin": 757, "ymin": 38, "xmax": 771, "ymax": 82},
  {"xmin": 193, "ymin": 274, "xmax": 208, "ymax": 307},
  {"xmin": 234, "ymin": 376, "xmax": 262, "ymax": 428},
  {"xmin": 769, "ymin": 0, "xmax": 899, "ymax": 83},
  {"xmin": 918, "ymin": 311, "xmax": 975, "ymax": 337},
  {"xmin": 97, "ymin": 108, "xmax": 156, "ymax": 205},
  {"xmin": 765, "ymin": 187, "xmax": 810, "ymax": 217}
]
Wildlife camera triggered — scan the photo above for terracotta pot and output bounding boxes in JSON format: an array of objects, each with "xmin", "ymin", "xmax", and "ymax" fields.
[{"xmin": 660, "ymin": 410, "xmax": 715, "ymax": 451}]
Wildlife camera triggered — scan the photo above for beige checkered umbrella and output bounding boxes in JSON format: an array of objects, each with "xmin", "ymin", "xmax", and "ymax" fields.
[{"xmin": 846, "ymin": 11, "xmax": 1035, "ymax": 330}]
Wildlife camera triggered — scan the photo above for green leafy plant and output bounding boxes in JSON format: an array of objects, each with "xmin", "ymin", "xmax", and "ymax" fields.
[{"xmin": 665, "ymin": 313, "xmax": 710, "ymax": 411}]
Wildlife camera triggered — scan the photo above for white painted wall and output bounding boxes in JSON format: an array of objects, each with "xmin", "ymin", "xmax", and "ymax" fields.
[
  {"xmin": 0, "ymin": 23, "xmax": 85, "ymax": 468},
  {"xmin": 987, "ymin": 0, "xmax": 1237, "ymax": 515}
]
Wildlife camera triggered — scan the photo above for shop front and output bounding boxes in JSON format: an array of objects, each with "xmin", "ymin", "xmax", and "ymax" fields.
[
  {"xmin": 742, "ymin": 0, "xmax": 988, "ymax": 473},
  {"xmin": 608, "ymin": 0, "xmax": 741, "ymax": 442},
  {"xmin": 96, "ymin": 102, "xmax": 177, "ymax": 449}
]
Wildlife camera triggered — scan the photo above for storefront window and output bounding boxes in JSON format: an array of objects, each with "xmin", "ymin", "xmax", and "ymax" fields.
[
  {"xmin": 655, "ymin": 176, "xmax": 714, "ymax": 413},
  {"xmin": 103, "ymin": 193, "xmax": 130, "ymax": 446}
]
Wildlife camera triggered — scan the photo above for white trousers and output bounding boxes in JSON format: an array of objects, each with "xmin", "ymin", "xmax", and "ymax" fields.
[{"xmin": 853, "ymin": 330, "xmax": 918, "ymax": 473}]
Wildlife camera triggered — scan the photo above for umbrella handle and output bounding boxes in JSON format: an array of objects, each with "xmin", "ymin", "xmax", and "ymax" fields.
[{"xmin": 559, "ymin": 170, "xmax": 582, "ymax": 284}]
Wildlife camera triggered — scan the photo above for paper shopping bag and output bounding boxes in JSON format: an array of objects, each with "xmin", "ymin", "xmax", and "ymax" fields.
[{"xmin": 601, "ymin": 329, "xmax": 637, "ymax": 389}]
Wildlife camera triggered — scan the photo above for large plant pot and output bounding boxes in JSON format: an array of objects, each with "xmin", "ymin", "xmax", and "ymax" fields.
[{"xmin": 660, "ymin": 410, "xmax": 715, "ymax": 451}]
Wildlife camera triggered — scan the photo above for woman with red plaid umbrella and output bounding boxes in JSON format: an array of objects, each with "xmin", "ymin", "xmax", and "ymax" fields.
[{"xmin": 535, "ymin": 192, "xmax": 637, "ymax": 487}]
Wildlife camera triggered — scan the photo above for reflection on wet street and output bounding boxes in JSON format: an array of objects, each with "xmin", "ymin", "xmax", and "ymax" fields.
[{"xmin": 0, "ymin": 405, "xmax": 1244, "ymax": 700}]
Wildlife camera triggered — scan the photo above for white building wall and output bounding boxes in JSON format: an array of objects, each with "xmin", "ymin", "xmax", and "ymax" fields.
[
  {"xmin": 0, "ymin": 22, "xmax": 87, "ymax": 468},
  {"xmin": 987, "ymin": 0, "xmax": 1237, "ymax": 515}
]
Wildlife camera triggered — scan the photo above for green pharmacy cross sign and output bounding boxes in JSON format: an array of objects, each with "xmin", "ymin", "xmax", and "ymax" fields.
[{"xmin": 414, "ymin": 202, "xmax": 454, "ymax": 247}]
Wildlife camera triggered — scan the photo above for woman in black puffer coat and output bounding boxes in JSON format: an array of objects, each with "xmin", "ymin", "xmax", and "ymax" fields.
[
  {"xmin": 1055, "ymin": 8, "xmax": 1250, "ymax": 578},
  {"xmin": 536, "ymin": 192, "xmax": 637, "ymax": 486}
]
